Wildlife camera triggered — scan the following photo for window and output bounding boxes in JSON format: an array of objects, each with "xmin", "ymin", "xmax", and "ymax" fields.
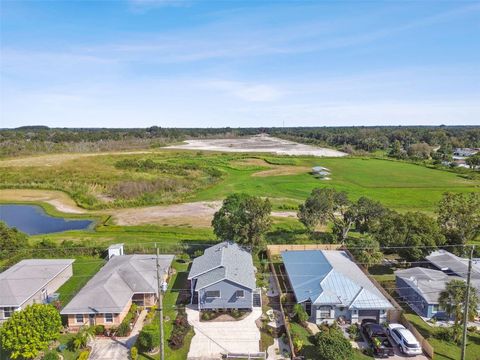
[
  {"xmin": 318, "ymin": 306, "xmax": 331, "ymax": 318},
  {"xmin": 235, "ymin": 290, "xmax": 245, "ymax": 298},
  {"xmin": 205, "ymin": 290, "xmax": 220, "ymax": 299},
  {"xmin": 3, "ymin": 307, "xmax": 14, "ymax": 319},
  {"xmin": 104, "ymin": 313, "xmax": 113, "ymax": 323},
  {"xmin": 75, "ymin": 314, "xmax": 84, "ymax": 323}
]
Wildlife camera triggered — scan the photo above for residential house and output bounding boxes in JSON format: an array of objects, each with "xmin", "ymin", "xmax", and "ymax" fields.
[
  {"xmin": 395, "ymin": 267, "xmax": 460, "ymax": 318},
  {"xmin": 61, "ymin": 254, "xmax": 173, "ymax": 329},
  {"xmin": 188, "ymin": 241, "xmax": 257, "ymax": 310},
  {"xmin": 281, "ymin": 250, "xmax": 393, "ymax": 324},
  {"xmin": 0, "ymin": 259, "xmax": 74, "ymax": 322}
]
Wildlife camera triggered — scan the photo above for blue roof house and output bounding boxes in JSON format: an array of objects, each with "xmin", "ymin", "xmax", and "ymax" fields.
[
  {"xmin": 281, "ymin": 250, "xmax": 393, "ymax": 324},
  {"xmin": 188, "ymin": 242, "xmax": 257, "ymax": 310}
]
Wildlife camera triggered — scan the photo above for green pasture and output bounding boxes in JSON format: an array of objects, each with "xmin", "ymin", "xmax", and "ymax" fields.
[{"xmin": 0, "ymin": 150, "xmax": 478, "ymax": 213}]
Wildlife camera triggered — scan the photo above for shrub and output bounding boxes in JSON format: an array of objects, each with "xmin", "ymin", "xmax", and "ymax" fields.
[
  {"xmin": 130, "ymin": 346, "xmax": 138, "ymax": 360},
  {"xmin": 314, "ymin": 327, "xmax": 354, "ymax": 360},
  {"xmin": 293, "ymin": 304, "xmax": 308, "ymax": 323},
  {"xmin": 117, "ymin": 321, "xmax": 130, "ymax": 337},
  {"xmin": 168, "ymin": 310, "xmax": 192, "ymax": 350},
  {"xmin": 201, "ymin": 311, "xmax": 211, "ymax": 321},
  {"xmin": 94, "ymin": 325, "xmax": 105, "ymax": 335},
  {"xmin": 43, "ymin": 351, "xmax": 59, "ymax": 360},
  {"xmin": 137, "ymin": 324, "xmax": 159, "ymax": 352},
  {"xmin": 347, "ymin": 324, "xmax": 360, "ymax": 340},
  {"xmin": 77, "ymin": 350, "xmax": 90, "ymax": 360},
  {"xmin": 193, "ymin": 249, "xmax": 203, "ymax": 258},
  {"xmin": 231, "ymin": 309, "xmax": 240, "ymax": 319}
]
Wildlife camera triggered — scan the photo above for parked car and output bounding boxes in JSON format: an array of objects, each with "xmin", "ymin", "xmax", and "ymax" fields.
[
  {"xmin": 361, "ymin": 321, "xmax": 395, "ymax": 358},
  {"xmin": 387, "ymin": 323, "xmax": 423, "ymax": 356}
]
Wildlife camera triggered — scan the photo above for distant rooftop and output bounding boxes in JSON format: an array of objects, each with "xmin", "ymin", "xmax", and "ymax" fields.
[
  {"xmin": 281, "ymin": 250, "xmax": 393, "ymax": 310},
  {"xmin": 0, "ymin": 259, "xmax": 75, "ymax": 307},
  {"xmin": 426, "ymin": 250, "xmax": 480, "ymax": 280}
]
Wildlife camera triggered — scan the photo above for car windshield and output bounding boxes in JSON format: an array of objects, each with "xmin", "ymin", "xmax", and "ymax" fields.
[{"xmin": 406, "ymin": 342, "xmax": 420, "ymax": 348}]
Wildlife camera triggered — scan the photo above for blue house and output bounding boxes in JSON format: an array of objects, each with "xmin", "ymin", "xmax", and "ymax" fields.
[
  {"xmin": 282, "ymin": 250, "xmax": 393, "ymax": 324},
  {"xmin": 188, "ymin": 242, "xmax": 257, "ymax": 310},
  {"xmin": 394, "ymin": 267, "xmax": 461, "ymax": 318}
]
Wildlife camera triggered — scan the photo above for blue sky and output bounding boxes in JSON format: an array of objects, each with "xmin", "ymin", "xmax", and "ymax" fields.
[{"xmin": 1, "ymin": 0, "xmax": 479, "ymax": 128}]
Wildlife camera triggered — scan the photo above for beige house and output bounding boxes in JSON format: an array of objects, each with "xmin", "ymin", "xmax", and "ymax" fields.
[
  {"xmin": 61, "ymin": 254, "xmax": 173, "ymax": 329},
  {"xmin": 0, "ymin": 259, "xmax": 74, "ymax": 322}
]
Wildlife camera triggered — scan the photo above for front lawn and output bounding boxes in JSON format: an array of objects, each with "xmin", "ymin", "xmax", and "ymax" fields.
[{"xmin": 138, "ymin": 260, "xmax": 194, "ymax": 360}]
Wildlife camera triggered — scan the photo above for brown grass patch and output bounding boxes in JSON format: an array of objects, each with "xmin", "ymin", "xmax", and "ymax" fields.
[{"xmin": 252, "ymin": 166, "xmax": 310, "ymax": 177}]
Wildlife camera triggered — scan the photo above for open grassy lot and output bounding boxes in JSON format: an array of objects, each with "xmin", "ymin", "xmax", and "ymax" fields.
[{"xmin": 0, "ymin": 150, "xmax": 478, "ymax": 213}]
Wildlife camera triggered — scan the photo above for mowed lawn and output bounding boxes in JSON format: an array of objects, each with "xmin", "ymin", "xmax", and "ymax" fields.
[{"xmin": 192, "ymin": 156, "xmax": 479, "ymax": 212}]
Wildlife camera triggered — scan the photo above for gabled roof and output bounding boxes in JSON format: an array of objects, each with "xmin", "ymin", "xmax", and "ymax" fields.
[
  {"xmin": 395, "ymin": 267, "xmax": 462, "ymax": 304},
  {"xmin": 61, "ymin": 254, "xmax": 173, "ymax": 314},
  {"xmin": 188, "ymin": 242, "xmax": 255, "ymax": 290},
  {"xmin": 281, "ymin": 250, "xmax": 392, "ymax": 310},
  {"xmin": 0, "ymin": 259, "xmax": 74, "ymax": 307},
  {"xmin": 426, "ymin": 250, "xmax": 480, "ymax": 279}
]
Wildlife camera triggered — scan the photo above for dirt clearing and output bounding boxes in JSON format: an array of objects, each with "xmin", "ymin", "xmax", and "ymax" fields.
[
  {"xmin": 0, "ymin": 189, "xmax": 86, "ymax": 214},
  {"xmin": 112, "ymin": 201, "xmax": 297, "ymax": 227},
  {"xmin": 0, "ymin": 150, "xmax": 155, "ymax": 168},
  {"xmin": 166, "ymin": 134, "xmax": 346, "ymax": 157}
]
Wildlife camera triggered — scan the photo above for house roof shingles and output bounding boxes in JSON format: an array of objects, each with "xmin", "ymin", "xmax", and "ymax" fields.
[
  {"xmin": 0, "ymin": 259, "xmax": 74, "ymax": 307},
  {"xmin": 61, "ymin": 254, "xmax": 173, "ymax": 315},
  {"xmin": 281, "ymin": 250, "xmax": 393, "ymax": 310},
  {"xmin": 188, "ymin": 241, "xmax": 255, "ymax": 290}
]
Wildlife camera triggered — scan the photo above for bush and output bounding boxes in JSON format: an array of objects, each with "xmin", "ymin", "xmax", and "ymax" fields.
[
  {"xmin": 314, "ymin": 327, "xmax": 354, "ymax": 360},
  {"xmin": 293, "ymin": 304, "xmax": 308, "ymax": 323},
  {"xmin": 347, "ymin": 324, "xmax": 360, "ymax": 340},
  {"xmin": 43, "ymin": 351, "xmax": 59, "ymax": 360},
  {"xmin": 130, "ymin": 346, "xmax": 138, "ymax": 360},
  {"xmin": 168, "ymin": 310, "xmax": 192, "ymax": 350},
  {"xmin": 117, "ymin": 321, "xmax": 130, "ymax": 337},
  {"xmin": 137, "ymin": 324, "xmax": 159, "ymax": 352},
  {"xmin": 94, "ymin": 325, "xmax": 105, "ymax": 335},
  {"xmin": 77, "ymin": 350, "xmax": 90, "ymax": 360}
]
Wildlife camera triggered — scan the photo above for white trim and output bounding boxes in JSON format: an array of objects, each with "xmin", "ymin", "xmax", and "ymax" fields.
[
  {"xmin": 75, "ymin": 314, "xmax": 84, "ymax": 323},
  {"xmin": 235, "ymin": 290, "xmax": 245, "ymax": 298},
  {"xmin": 205, "ymin": 290, "xmax": 221, "ymax": 299},
  {"xmin": 104, "ymin": 313, "xmax": 114, "ymax": 323}
]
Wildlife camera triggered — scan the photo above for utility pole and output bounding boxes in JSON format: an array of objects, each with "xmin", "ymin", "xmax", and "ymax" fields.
[
  {"xmin": 156, "ymin": 244, "xmax": 165, "ymax": 360},
  {"xmin": 461, "ymin": 245, "xmax": 475, "ymax": 360}
]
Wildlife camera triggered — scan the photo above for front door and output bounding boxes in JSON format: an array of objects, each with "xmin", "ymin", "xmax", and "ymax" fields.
[{"xmin": 89, "ymin": 313, "xmax": 95, "ymax": 326}]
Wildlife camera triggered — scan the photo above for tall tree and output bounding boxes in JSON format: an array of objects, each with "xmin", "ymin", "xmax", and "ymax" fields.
[
  {"xmin": 0, "ymin": 304, "xmax": 62, "ymax": 359},
  {"xmin": 346, "ymin": 237, "xmax": 383, "ymax": 270},
  {"xmin": 212, "ymin": 193, "xmax": 271, "ymax": 252},
  {"xmin": 466, "ymin": 154, "xmax": 480, "ymax": 169},
  {"xmin": 354, "ymin": 197, "xmax": 386, "ymax": 234},
  {"xmin": 298, "ymin": 188, "xmax": 355, "ymax": 243},
  {"xmin": 0, "ymin": 221, "xmax": 28, "ymax": 259},
  {"xmin": 438, "ymin": 280, "xmax": 478, "ymax": 326},
  {"xmin": 437, "ymin": 192, "xmax": 480, "ymax": 250},
  {"xmin": 373, "ymin": 211, "xmax": 444, "ymax": 261}
]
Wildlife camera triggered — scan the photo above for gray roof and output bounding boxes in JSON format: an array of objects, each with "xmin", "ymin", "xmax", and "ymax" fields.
[
  {"xmin": 395, "ymin": 267, "xmax": 463, "ymax": 304},
  {"xmin": 282, "ymin": 250, "xmax": 393, "ymax": 310},
  {"xmin": 188, "ymin": 242, "xmax": 255, "ymax": 290},
  {"xmin": 61, "ymin": 254, "xmax": 173, "ymax": 314},
  {"xmin": 426, "ymin": 250, "xmax": 480, "ymax": 280},
  {"xmin": 0, "ymin": 259, "xmax": 75, "ymax": 307}
]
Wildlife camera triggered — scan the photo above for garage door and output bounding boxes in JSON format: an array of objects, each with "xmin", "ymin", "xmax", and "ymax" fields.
[{"xmin": 358, "ymin": 310, "xmax": 379, "ymax": 322}]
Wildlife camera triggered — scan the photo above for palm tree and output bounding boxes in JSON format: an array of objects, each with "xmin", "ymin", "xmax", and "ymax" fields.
[{"xmin": 438, "ymin": 279, "xmax": 478, "ymax": 326}]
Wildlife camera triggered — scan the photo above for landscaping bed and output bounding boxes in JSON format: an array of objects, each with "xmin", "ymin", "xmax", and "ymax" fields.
[{"xmin": 200, "ymin": 309, "xmax": 251, "ymax": 321}]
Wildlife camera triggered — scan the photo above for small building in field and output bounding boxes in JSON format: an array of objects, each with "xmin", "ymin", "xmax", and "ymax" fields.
[
  {"xmin": 0, "ymin": 259, "xmax": 74, "ymax": 322},
  {"xmin": 281, "ymin": 250, "xmax": 393, "ymax": 325},
  {"xmin": 61, "ymin": 254, "xmax": 173, "ymax": 329},
  {"xmin": 188, "ymin": 241, "xmax": 258, "ymax": 310}
]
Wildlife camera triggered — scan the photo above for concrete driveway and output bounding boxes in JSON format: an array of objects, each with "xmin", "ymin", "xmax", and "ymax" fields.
[{"xmin": 186, "ymin": 306, "xmax": 262, "ymax": 359}]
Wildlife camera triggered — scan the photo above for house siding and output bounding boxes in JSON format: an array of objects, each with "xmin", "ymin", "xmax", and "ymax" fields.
[
  {"xmin": 198, "ymin": 280, "xmax": 253, "ymax": 310},
  {"xmin": 66, "ymin": 299, "xmax": 132, "ymax": 330}
]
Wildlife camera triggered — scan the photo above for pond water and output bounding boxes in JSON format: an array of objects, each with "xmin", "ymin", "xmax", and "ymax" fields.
[{"xmin": 0, "ymin": 204, "xmax": 94, "ymax": 235}]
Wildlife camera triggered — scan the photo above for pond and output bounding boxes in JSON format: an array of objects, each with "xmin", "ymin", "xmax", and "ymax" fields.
[{"xmin": 0, "ymin": 204, "xmax": 94, "ymax": 235}]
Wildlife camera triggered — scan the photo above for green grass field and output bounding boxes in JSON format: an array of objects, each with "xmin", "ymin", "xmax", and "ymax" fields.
[{"xmin": 1, "ymin": 151, "xmax": 478, "ymax": 213}]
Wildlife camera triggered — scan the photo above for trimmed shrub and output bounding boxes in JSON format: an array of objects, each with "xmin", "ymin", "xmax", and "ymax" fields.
[
  {"xmin": 130, "ymin": 346, "xmax": 138, "ymax": 360},
  {"xmin": 94, "ymin": 325, "xmax": 105, "ymax": 335},
  {"xmin": 137, "ymin": 324, "xmax": 159, "ymax": 352}
]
